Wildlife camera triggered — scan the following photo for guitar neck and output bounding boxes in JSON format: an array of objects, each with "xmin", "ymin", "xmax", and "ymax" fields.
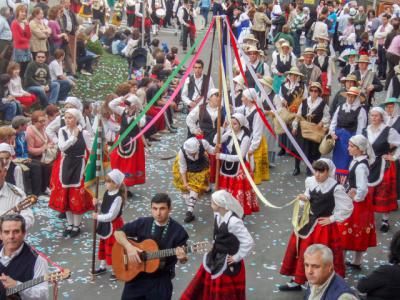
[
  {"xmin": 6, "ymin": 276, "xmax": 45, "ymax": 296},
  {"xmin": 146, "ymin": 247, "xmax": 190, "ymax": 260}
]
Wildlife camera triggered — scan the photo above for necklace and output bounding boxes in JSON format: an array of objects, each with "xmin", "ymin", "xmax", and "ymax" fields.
[{"xmin": 151, "ymin": 218, "xmax": 170, "ymax": 241}]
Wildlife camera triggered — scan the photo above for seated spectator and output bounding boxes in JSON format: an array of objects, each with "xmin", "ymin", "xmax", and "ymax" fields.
[
  {"xmin": 45, "ymin": 104, "xmax": 60, "ymax": 123},
  {"xmin": 29, "ymin": 7, "xmax": 51, "ymax": 59},
  {"xmin": 7, "ymin": 62, "xmax": 37, "ymax": 109},
  {"xmin": 76, "ymin": 32, "xmax": 95, "ymax": 76},
  {"xmin": 0, "ymin": 126, "xmax": 16, "ymax": 144},
  {"xmin": 0, "ymin": 74, "xmax": 20, "ymax": 124},
  {"xmin": 0, "ymin": 142, "xmax": 25, "ymax": 191},
  {"xmin": 304, "ymin": 244, "xmax": 358, "ymax": 299},
  {"xmin": 357, "ymin": 230, "xmax": 400, "ymax": 299},
  {"xmin": 47, "ymin": 5, "xmax": 69, "ymax": 56},
  {"xmin": 12, "ymin": 115, "xmax": 30, "ymax": 159},
  {"xmin": 0, "ymin": 7, "xmax": 13, "ymax": 74},
  {"xmin": 49, "ymin": 49, "xmax": 74, "ymax": 101},
  {"xmin": 24, "ymin": 51, "xmax": 60, "ymax": 106}
]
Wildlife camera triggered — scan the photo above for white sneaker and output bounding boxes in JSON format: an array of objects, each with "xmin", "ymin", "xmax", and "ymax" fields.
[{"xmin": 81, "ymin": 70, "xmax": 92, "ymax": 76}]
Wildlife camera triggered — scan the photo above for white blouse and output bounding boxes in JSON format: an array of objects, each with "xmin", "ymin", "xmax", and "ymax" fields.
[
  {"xmin": 178, "ymin": 139, "xmax": 215, "ymax": 174},
  {"xmin": 57, "ymin": 126, "xmax": 93, "ymax": 153},
  {"xmin": 186, "ymin": 104, "xmax": 218, "ymax": 135},
  {"xmin": 329, "ymin": 100, "xmax": 368, "ymax": 135},
  {"xmin": 218, "ymin": 129, "xmax": 251, "ymax": 162},
  {"xmin": 348, "ymin": 155, "xmax": 369, "ymax": 202},
  {"xmin": 366, "ymin": 124, "xmax": 400, "ymax": 159},
  {"xmin": 292, "ymin": 96, "xmax": 330, "ymax": 130}
]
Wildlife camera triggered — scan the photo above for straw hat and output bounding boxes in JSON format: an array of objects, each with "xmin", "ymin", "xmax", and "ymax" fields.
[
  {"xmin": 346, "ymin": 86, "xmax": 361, "ymax": 96},
  {"xmin": 340, "ymin": 74, "xmax": 359, "ymax": 83},
  {"xmin": 233, "ymin": 75, "xmax": 245, "ymax": 88},
  {"xmin": 281, "ymin": 41, "xmax": 291, "ymax": 49},
  {"xmin": 379, "ymin": 97, "xmax": 400, "ymax": 107},
  {"xmin": 260, "ymin": 76, "xmax": 273, "ymax": 89},
  {"xmin": 309, "ymin": 82, "xmax": 323, "ymax": 93},
  {"xmin": 245, "ymin": 45, "xmax": 262, "ymax": 55},
  {"xmin": 285, "ymin": 67, "xmax": 304, "ymax": 77},
  {"xmin": 303, "ymin": 48, "xmax": 315, "ymax": 56},
  {"xmin": 315, "ymin": 34, "xmax": 330, "ymax": 41},
  {"xmin": 315, "ymin": 43, "xmax": 328, "ymax": 52},
  {"xmin": 243, "ymin": 34, "xmax": 258, "ymax": 45},
  {"xmin": 357, "ymin": 55, "xmax": 370, "ymax": 64}
]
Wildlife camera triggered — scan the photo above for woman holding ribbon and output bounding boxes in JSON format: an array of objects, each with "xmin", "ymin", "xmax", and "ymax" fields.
[
  {"xmin": 279, "ymin": 159, "xmax": 353, "ymax": 291},
  {"xmin": 49, "ymin": 108, "xmax": 94, "ymax": 238},
  {"xmin": 216, "ymin": 113, "xmax": 259, "ymax": 216},
  {"xmin": 338, "ymin": 135, "xmax": 377, "ymax": 270},
  {"xmin": 363, "ymin": 107, "xmax": 400, "ymax": 233},
  {"xmin": 109, "ymin": 94, "xmax": 146, "ymax": 187}
]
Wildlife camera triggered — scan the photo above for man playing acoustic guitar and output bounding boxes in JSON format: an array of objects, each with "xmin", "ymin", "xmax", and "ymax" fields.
[{"xmin": 114, "ymin": 193, "xmax": 189, "ymax": 300}]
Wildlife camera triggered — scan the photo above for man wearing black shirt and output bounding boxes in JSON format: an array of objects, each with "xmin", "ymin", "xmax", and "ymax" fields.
[{"xmin": 114, "ymin": 193, "xmax": 189, "ymax": 300}]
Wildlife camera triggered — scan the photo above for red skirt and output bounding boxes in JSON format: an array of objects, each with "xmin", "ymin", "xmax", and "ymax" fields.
[
  {"xmin": 146, "ymin": 106, "xmax": 166, "ymax": 131},
  {"xmin": 369, "ymin": 161, "xmax": 398, "ymax": 213},
  {"xmin": 338, "ymin": 199, "xmax": 377, "ymax": 251},
  {"xmin": 133, "ymin": 17, "xmax": 152, "ymax": 29},
  {"xmin": 209, "ymin": 154, "xmax": 216, "ymax": 184},
  {"xmin": 180, "ymin": 261, "xmax": 246, "ymax": 300},
  {"xmin": 48, "ymin": 154, "xmax": 94, "ymax": 214},
  {"xmin": 321, "ymin": 72, "xmax": 331, "ymax": 96},
  {"xmin": 110, "ymin": 137, "xmax": 146, "ymax": 186},
  {"xmin": 98, "ymin": 216, "xmax": 124, "ymax": 265},
  {"xmin": 218, "ymin": 163, "xmax": 259, "ymax": 216},
  {"xmin": 280, "ymin": 223, "xmax": 345, "ymax": 284},
  {"xmin": 16, "ymin": 94, "xmax": 36, "ymax": 107}
]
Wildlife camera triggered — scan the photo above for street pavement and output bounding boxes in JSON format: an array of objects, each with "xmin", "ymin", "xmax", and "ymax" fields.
[{"xmin": 28, "ymin": 27, "xmax": 400, "ymax": 300}]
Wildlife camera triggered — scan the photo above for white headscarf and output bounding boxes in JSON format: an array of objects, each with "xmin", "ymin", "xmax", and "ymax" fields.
[
  {"xmin": 107, "ymin": 169, "xmax": 125, "ymax": 186},
  {"xmin": 242, "ymin": 88, "xmax": 258, "ymax": 102},
  {"xmin": 183, "ymin": 137, "xmax": 200, "ymax": 154},
  {"xmin": 212, "ymin": 190, "xmax": 244, "ymax": 219},
  {"xmin": 207, "ymin": 88, "xmax": 219, "ymax": 100},
  {"xmin": 232, "ymin": 113, "xmax": 249, "ymax": 129},
  {"xmin": 317, "ymin": 158, "xmax": 336, "ymax": 178},
  {"xmin": 0, "ymin": 143, "xmax": 14, "ymax": 156},
  {"xmin": 349, "ymin": 134, "xmax": 376, "ymax": 165},
  {"xmin": 370, "ymin": 106, "xmax": 389, "ymax": 125},
  {"xmin": 126, "ymin": 94, "xmax": 142, "ymax": 109},
  {"xmin": 65, "ymin": 108, "xmax": 84, "ymax": 125},
  {"xmin": 65, "ymin": 97, "xmax": 83, "ymax": 111}
]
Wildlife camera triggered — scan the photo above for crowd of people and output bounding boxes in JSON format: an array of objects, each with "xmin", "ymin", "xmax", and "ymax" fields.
[{"xmin": 0, "ymin": 0, "xmax": 400, "ymax": 299}]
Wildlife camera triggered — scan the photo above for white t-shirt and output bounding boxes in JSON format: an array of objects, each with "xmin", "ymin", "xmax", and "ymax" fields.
[{"xmin": 49, "ymin": 60, "xmax": 64, "ymax": 81}]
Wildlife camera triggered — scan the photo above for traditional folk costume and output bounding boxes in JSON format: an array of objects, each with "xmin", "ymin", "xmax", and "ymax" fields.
[
  {"xmin": 217, "ymin": 113, "xmax": 259, "ymax": 216},
  {"xmin": 120, "ymin": 216, "xmax": 189, "ymax": 299},
  {"xmin": 280, "ymin": 159, "xmax": 353, "ymax": 287},
  {"xmin": 271, "ymin": 42, "xmax": 296, "ymax": 93},
  {"xmin": 126, "ymin": 0, "xmax": 137, "ymax": 27},
  {"xmin": 298, "ymin": 48, "xmax": 322, "ymax": 87},
  {"xmin": 233, "ymin": 9, "xmax": 252, "ymax": 44},
  {"xmin": 363, "ymin": 107, "xmax": 400, "ymax": 232},
  {"xmin": 181, "ymin": 190, "xmax": 254, "ymax": 300},
  {"xmin": 329, "ymin": 87, "xmax": 367, "ymax": 182},
  {"xmin": 49, "ymin": 109, "xmax": 94, "ymax": 236},
  {"xmin": 109, "ymin": 95, "xmax": 146, "ymax": 187},
  {"xmin": 243, "ymin": 47, "xmax": 270, "ymax": 89},
  {"xmin": 173, "ymin": 137, "xmax": 214, "ymax": 222},
  {"xmin": 147, "ymin": 0, "xmax": 166, "ymax": 35},
  {"xmin": 338, "ymin": 135, "xmax": 377, "ymax": 267},
  {"xmin": 79, "ymin": 0, "xmax": 93, "ymax": 19},
  {"xmin": 92, "ymin": 0, "xmax": 108, "ymax": 26},
  {"xmin": 112, "ymin": 0, "xmax": 125, "ymax": 26},
  {"xmin": 314, "ymin": 45, "xmax": 333, "ymax": 101},
  {"xmin": 95, "ymin": 169, "xmax": 125, "ymax": 276}
]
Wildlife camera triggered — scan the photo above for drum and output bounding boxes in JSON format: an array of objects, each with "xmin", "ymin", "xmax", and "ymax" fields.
[
  {"xmin": 194, "ymin": 15, "xmax": 205, "ymax": 30},
  {"xmin": 156, "ymin": 8, "xmax": 166, "ymax": 19}
]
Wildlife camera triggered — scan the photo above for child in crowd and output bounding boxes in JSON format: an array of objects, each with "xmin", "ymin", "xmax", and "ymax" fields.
[{"xmin": 7, "ymin": 62, "xmax": 37, "ymax": 108}]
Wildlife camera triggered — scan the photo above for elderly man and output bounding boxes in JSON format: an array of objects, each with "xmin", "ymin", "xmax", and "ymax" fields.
[
  {"xmin": 304, "ymin": 244, "xmax": 357, "ymax": 300},
  {"xmin": 299, "ymin": 48, "xmax": 322, "ymax": 86}
]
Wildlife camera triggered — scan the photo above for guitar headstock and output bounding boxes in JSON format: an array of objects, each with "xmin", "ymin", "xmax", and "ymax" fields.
[
  {"xmin": 188, "ymin": 241, "xmax": 211, "ymax": 254},
  {"xmin": 16, "ymin": 195, "xmax": 38, "ymax": 212},
  {"xmin": 45, "ymin": 269, "xmax": 71, "ymax": 283}
]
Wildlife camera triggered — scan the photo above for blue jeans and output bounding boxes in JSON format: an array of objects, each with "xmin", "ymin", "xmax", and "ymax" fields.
[
  {"xmin": 200, "ymin": 7, "xmax": 209, "ymax": 25},
  {"xmin": 27, "ymin": 82, "xmax": 60, "ymax": 106},
  {"xmin": 54, "ymin": 80, "xmax": 72, "ymax": 101},
  {"xmin": 212, "ymin": 3, "xmax": 223, "ymax": 16},
  {"xmin": 0, "ymin": 101, "xmax": 17, "ymax": 121}
]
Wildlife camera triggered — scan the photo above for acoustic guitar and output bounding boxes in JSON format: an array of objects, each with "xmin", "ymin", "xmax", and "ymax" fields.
[
  {"xmin": 1, "ymin": 195, "xmax": 38, "ymax": 217},
  {"xmin": 112, "ymin": 239, "xmax": 210, "ymax": 282},
  {"xmin": 6, "ymin": 268, "xmax": 70, "ymax": 300}
]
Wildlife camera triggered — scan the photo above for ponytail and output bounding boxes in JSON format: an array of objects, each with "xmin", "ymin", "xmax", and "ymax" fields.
[{"xmin": 118, "ymin": 183, "xmax": 127, "ymax": 208}]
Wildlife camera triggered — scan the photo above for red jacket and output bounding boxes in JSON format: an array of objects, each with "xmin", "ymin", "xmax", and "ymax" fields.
[{"xmin": 11, "ymin": 20, "xmax": 31, "ymax": 50}]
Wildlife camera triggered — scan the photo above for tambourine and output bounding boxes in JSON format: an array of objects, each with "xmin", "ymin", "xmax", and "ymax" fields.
[{"xmin": 156, "ymin": 8, "xmax": 166, "ymax": 18}]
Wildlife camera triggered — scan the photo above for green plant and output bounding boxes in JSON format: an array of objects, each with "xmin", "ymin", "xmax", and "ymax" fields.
[{"xmin": 87, "ymin": 40, "xmax": 104, "ymax": 55}]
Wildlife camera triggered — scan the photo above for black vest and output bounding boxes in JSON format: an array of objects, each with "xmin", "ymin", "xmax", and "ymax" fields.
[
  {"xmin": 5, "ymin": 161, "xmax": 16, "ymax": 185},
  {"xmin": 301, "ymin": 99, "xmax": 326, "ymax": 124},
  {"xmin": 280, "ymin": 84, "xmax": 304, "ymax": 106},
  {"xmin": 205, "ymin": 213, "xmax": 241, "ymax": 276},
  {"xmin": 276, "ymin": 54, "xmax": 292, "ymax": 74},
  {"xmin": 347, "ymin": 159, "xmax": 368, "ymax": 191},
  {"xmin": 187, "ymin": 75, "xmax": 204, "ymax": 100},
  {"xmin": 245, "ymin": 61, "xmax": 264, "ymax": 88},
  {"xmin": 221, "ymin": 134, "xmax": 248, "ymax": 176},
  {"xmin": 0, "ymin": 243, "xmax": 37, "ymax": 286},
  {"xmin": 298, "ymin": 183, "xmax": 337, "ymax": 237},
  {"xmin": 392, "ymin": 76, "xmax": 400, "ymax": 98},
  {"xmin": 118, "ymin": 111, "xmax": 140, "ymax": 157},
  {"xmin": 181, "ymin": 143, "xmax": 209, "ymax": 172},
  {"xmin": 246, "ymin": 109, "xmax": 257, "ymax": 132},
  {"xmin": 314, "ymin": 56, "xmax": 329, "ymax": 72},
  {"xmin": 392, "ymin": 117, "xmax": 400, "ymax": 134},
  {"xmin": 96, "ymin": 191, "xmax": 123, "ymax": 238},
  {"xmin": 198, "ymin": 105, "xmax": 223, "ymax": 145},
  {"xmin": 337, "ymin": 104, "xmax": 362, "ymax": 133},
  {"xmin": 61, "ymin": 130, "xmax": 86, "ymax": 186},
  {"xmin": 182, "ymin": 7, "xmax": 193, "ymax": 24}
]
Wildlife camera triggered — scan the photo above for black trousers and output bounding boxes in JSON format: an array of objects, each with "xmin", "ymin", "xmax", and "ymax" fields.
[
  {"xmin": 385, "ymin": 51, "xmax": 400, "ymax": 90},
  {"xmin": 378, "ymin": 44, "xmax": 387, "ymax": 78},
  {"xmin": 182, "ymin": 25, "xmax": 194, "ymax": 50}
]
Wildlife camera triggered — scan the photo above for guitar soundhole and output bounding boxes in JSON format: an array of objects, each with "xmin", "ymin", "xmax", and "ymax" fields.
[{"xmin": 140, "ymin": 252, "xmax": 147, "ymax": 261}]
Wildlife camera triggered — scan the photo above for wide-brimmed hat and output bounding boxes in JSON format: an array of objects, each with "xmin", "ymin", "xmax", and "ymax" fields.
[
  {"xmin": 245, "ymin": 45, "xmax": 262, "ymax": 55},
  {"xmin": 285, "ymin": 67, "xmax": 304, "ymax": 77},
  {"xmin": 309, "ymin": 82, "xmax": 323, "ymax": 93},
  {"xmin": 315, "ymin": 34, "xmax": 330, "ymax": 41},
  {"xmin": 357, "ymin": 55, "xmax": 370, "ymax": 64},
  {"xmin": 346, "ymin": 86, "xmax": 361, "ymax": 96},
  {"xmin": 315, "ymin": 43, "xmax": 328, "ymax": 52},
  {"xmin": 303, "ymin": 48, "xmax": 315, "ymax": 56},
  {"xmin": 260, "ymin": 76, "xmax": 273, "ymax": 89},
  {"xmin": 379, "ymin": 97, "xmax": 400, "ymax": 107},
  {"xmin": 243, "ymin": 34, "xmax": 258, "ymax": 45},
  {"xmin": 281, "ymin": 41, "xmax": 291, "ymax": 49},
  {"xmin": 343, "ymin": 49, "xmax": 359, "ymax": 61},
  {"xmin": 340, "ymin": 74, "xmax": 359, "ymax": 83}
]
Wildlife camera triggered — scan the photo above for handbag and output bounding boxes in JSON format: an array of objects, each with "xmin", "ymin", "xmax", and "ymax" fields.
[
  {"xmin": 319, "ymin": 134, "xmax": 336, "ymax": 155},
  {"xmin": 273, "ymin": 107, "xmax": 296, "ymax": 135},
  {"xmin": 30, "ymin": 125, "xmax": 58, "ymax": 164},
  {"xmin": 300, "ymin": 118, "xmax": 326, "ymax": 144}
]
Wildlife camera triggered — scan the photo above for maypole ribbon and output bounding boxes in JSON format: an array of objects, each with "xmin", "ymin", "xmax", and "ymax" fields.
[
  {"xmin": 226, "ymin": 23, "xmax": 236, "ymax": 109},
  {"xmin": 110, "ymin": 19, "xmax": 214, "ymax": 152},
  {"xmin": 122, "ymin": 17, "xmax": 216, "ymax": 146},
  {"xmin": 218, "ymin": 18, "xmax": 295, "ymax": 209},
  {"xmin": 225, "ymin": 18, "xmax": 314, "ymax": 172}
]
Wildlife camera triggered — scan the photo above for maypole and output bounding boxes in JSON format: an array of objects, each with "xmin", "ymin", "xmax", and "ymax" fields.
[{"xmin": 215, "ymin": 16, "xmax": 223, "ymax": 190}]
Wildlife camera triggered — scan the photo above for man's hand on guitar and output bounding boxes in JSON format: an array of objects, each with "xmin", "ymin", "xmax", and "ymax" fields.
[
  {"xmin": 0, "ymin": 273, "xmax": 17, "ymax": 288},
  {"xmin": 126, "ymin": 245, "xmax": 143, "ymax": 264},
  {"xmin": 175, "ymin": 247, "xmax": 187, "ymax": 263}
]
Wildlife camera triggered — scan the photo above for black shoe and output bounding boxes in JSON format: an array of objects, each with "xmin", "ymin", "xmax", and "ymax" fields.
[
  {"xmin": 127, "ymin": 190, "xmax": 133, "ymax": 198},
  {"xmin": 292, "ymin": 168, "xmax": 301, "ymax": 176},
  {"xmin": 345, "ymin": 261, "xmax": 362, "ymax": 270},
  {"xmin": 63, "ymin": 225, "xmax": 73, "ymax": 237},
  {"xmin": 278, "ymin": 283, "xmax": 302, "ymax": 291},
  {"xmin": 278, "ymin": 149, "xmax": 286, "ymax": 156},
  {"xmin": 91, "ymin": 268, "xmax": 107, "ymax": 276},
  {"xmin": 184, "ymin": 211, "xmax": 195, "ymax": 223},
  {"xmin": 70, "ymin": 226, "xmax": 81, "ymax": 238},
  {"xmin": 149, "ymin": 136, "xmax": 161, "ymax": 142},
  {"xmin": 109, "ymin": 274, "xmax": 117, "ymax": 281},
  {"xmin": 380, "ymin": 221, "xmax": 389, "ymax": 233},
  {"xmin": 58, "ymin": 212, "xmax": 66, "ymax": 219}
]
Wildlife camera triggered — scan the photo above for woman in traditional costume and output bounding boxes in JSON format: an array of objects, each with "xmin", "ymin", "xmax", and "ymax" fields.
[
  {"xmin": 173, "ymin": 137, "xmax": 215, "ymax": 223},
  {"xmin": 49, "ymin": 108, "xmax": 94, "ymax": 237},
  {"xmin": 338, "ymin": 134, "xmax": 377, "ymax": 270},
  {"xmin": 363, "ymin": 107, "xmax": 400, "ymax": 232},
  {"xmin": 112, "ymin": 0, "xmax": 125, "ymax": 26},
  {"xmin": 232, "ymin": 6, "xmax": 252, "ymax": 44},
  {"xmin": 271, "ymin": 41, "xmax": 297, "ymax": 94},
  {"xmin": 314, "ymin": 44, "xmax": 333, "ymax": 102},
  {"xmin": 216, "ymin": 113, "xmax": 259, "ymax": 216},
  {"xmin": 181, "ymin": 190, "xmax": 254, "ymax": 300},
  {"xmin": 109, "ymin": 94, "xmax": 146, "ymax": 187},
  {"xmin": 279, "ymin": 159, "xmax": 353, "ymax": 291},
  {"xmin": 329, "ymin": 86, "xmax": 367, "ymax": 182}
]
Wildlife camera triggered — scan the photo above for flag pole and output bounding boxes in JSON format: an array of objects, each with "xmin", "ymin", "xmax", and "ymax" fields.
[{"xmin": 215, "ymin": 16, "xmax": 223, "ymax": 190}]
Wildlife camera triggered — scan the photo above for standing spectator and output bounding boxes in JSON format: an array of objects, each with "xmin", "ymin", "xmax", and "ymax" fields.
[
  {"xmin": 290, "ymin": 4, "xmax": 306, "ymax": 57},
  {"xmin": 49, "ymin": 49, "xmax": 74, "ymax": 102},
  {"xmin": 312, "ymin": 9, "xmax": 329, "ymax": 42},
  {"xmin": 353, "ymin": 5, "xmax": 367, "ymax": 42},
  {"xmin": 60, "ymin": 0, "xmax": 79, "ymax": 76},
  {"xmin": 10, "ymin": 5, "xmax": 32, "ymax": 77},
  {"xmin": 7, "ymin": 62, "xmax": 37, "ymax": 109},
  {"xmin": 385, "ymin": 18, "xmax": 400, "ymax": 89},
  {"xmin": 0, "ymin": 7, "xmax": 13, "ymax": 74},
  {"xmin": 198, "ymin": 0, "xmax": 210, "ymax": 26},
  {"xmin": 76, "ymin": 32, "xmax": 95, "ymax": 75},
  {"xmin": 251, "ymin": 4, "xmax": 271, "ymax": 51},
  {"xmin": 326, "ymin": 1, "xmax": 337, "ymax": 38},
  {"xmin": 0, "ymin": 74, "xmax": 18, "ymax": 124},
  {"xmin": 47, "ymin": 5, "xmax": 69, "ymax": 56},
  {"xmin": 34, "ymin": 0, "xmax": 50, "ymax": 19},
  {"xmin": 374, "ymin": 14, "xmax": 393, "ymax": 80},
  {"xmin": 181, "ymin": 0, "xmax": 195, "ymax": 53},
  {"xmin": 366, "ymin": 9, "xmax": 381, "ymax": 39},
  {"xmin": 29, "ymin": 7, "xmax": 51, "ymax": 59},
  {"xmin": 24, "ymin": 51, "xmax": 60, "ymax": 106}
]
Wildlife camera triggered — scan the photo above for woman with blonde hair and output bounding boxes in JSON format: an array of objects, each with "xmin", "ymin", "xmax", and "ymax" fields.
[{"xmin": 29, "ymin": 7, "xmax": 51, "ymax": 58}]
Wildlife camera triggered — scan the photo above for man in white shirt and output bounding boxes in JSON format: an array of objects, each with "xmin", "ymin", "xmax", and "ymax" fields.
[{"xmin": 0, "ymin": 214, "xmax": 48, "ymax": 300}]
